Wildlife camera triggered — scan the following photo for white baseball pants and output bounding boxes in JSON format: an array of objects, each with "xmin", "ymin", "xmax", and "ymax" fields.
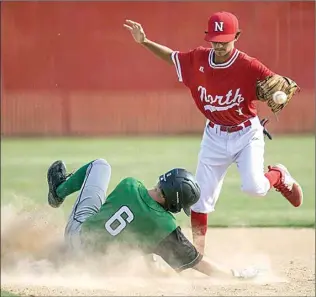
[{"xmin": 191, "ymin": 116, "xmax": 271, "ymax": 213}]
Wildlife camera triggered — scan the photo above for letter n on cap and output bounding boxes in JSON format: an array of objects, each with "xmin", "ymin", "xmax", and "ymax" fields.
[{"xmin": 214, "ymin": 21, "xmax": 224, "ymax": 32}]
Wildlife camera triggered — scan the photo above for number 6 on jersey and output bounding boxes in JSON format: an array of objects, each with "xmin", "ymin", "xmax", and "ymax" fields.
[{"xmin": 105, "ymin": 206, "xmax": 134, "ymax": 236}]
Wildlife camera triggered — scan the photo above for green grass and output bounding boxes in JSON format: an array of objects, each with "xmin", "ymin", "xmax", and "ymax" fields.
[
  {"xmin": 0, "ymin": 290, "xmax": 19, "ymax": 297},
  {"xmin": 1, "ymin": 136, "xmax": 315, "ymax": 227}
]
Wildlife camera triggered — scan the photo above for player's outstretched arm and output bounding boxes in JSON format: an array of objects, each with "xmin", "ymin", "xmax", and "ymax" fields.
[
  {"xmin": 123, "ymin": 19, "xmax": 173, "ymax": 65},
  {"xmin": 192, "ymin": 255, "xmax": 257, "ymax": 279},
  {"xmin": 193, "ymin": 255, "xmax": 234, "ymax": 278},
  {"xmin": 154, "ymin": 227, "xmax": 258, "ymax": 279}
]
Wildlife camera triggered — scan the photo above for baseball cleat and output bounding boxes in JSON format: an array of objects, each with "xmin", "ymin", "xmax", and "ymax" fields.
[
  {"xmin": 47, "ymin": 160, "xmax": 68, "ymax": 208},
  {"xmin": 268, "ymin": 164, "xmax": 303, "ymax": 207}
]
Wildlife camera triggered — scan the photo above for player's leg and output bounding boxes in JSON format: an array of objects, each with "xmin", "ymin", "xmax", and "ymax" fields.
[
  {"xmin": 63, "ymin": 158, "xmax": 112, "ymax": 249},
  {"xmin": 47, "ymin": 160, "xmax": 92, "ymax": 208},
  {"xmin": 236, "ymin": 132, "xmax": 303, "ymax": 207},
  {"xmin": 191, "ymin": 159, "xmax": 228, "ymax": 255},
  {"xmin": 190, "ymin": 125, "xmax": 232, "ymax": 255},
  {"xmin": 235, "ymin": 132, "xmax": 271, "ymax": 197}
]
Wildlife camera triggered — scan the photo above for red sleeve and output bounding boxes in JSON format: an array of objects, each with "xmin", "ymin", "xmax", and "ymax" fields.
[
  {"xmin": 250, "ymin": 58, "xmax": 275, "ymax": 81},
  {"xmin": 171, "ymin": 50, "xmax": 195, "ymax": 87}
]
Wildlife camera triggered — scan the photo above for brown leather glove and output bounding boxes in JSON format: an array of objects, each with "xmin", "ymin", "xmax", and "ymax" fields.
[{"xmin": 256, "ymin": 75, "xmax": 300, "ymax": 114}]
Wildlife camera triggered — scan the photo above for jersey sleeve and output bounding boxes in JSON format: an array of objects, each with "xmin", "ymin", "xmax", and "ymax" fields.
[
  {"xmin": 171, "ymin": 50, "xmax": 195, "ymax": 86},
  {"xmin": 153, "ymin": 227, "xmax": 203, "ymax": 272},
  {"xmin": 250, "ymin": 58, "xmax": 275, "ymax": 81}
]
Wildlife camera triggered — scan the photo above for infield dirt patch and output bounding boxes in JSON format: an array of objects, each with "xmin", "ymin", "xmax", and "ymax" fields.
[{"xmin": 1, "ymin": 203, "xmax": 314, "ymax": 296}]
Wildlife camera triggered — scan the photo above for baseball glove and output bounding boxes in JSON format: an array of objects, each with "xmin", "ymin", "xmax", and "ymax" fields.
[{"xmin": 256, "ymin": 75, "xmax": 300, "ymax": 114}]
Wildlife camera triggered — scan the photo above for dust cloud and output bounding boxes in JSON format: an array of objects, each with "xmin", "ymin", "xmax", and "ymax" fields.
[
  {"xmin": 1, "ymin": 199, "xmax": 289, "ymax": 296},
  {"xmin": 1, "ymin": 200, "xmax": 186, "ymax": 295}
]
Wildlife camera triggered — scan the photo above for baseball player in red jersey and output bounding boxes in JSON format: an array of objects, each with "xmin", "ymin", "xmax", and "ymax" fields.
[{"xmin": 124, "ymin": 11, "xmax": 303, "ymax": 254}]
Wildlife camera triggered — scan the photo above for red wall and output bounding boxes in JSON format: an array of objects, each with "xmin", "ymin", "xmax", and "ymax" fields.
[{"xmin": 1, "ymin": 1, "xmax": 315, "ymax": 136}]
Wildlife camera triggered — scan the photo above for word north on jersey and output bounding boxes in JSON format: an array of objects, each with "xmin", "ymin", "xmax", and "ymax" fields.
[{"xmin": 198, "ymin": 86, "xmax": 245, "ymax": 112}]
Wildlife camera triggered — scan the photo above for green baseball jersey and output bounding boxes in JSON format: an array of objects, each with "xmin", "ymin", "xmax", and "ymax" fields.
[{"xmin": 81, "ymin": 177, "xmax": 178, "ymax": 253}]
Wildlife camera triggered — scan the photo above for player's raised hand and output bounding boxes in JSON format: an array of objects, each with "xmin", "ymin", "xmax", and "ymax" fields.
[{"xmin": 123, "ymin": 20, "xmax": 146, "ymax": 43}]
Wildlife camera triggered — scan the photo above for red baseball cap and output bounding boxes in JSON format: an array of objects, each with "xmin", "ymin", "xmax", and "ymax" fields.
[{"xmin": 204, "ymin": 11, "xmax": 239, "ymax": 43}]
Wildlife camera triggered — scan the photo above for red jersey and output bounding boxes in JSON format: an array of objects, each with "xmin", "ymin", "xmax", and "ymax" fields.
[{"xmin": 171, "ymin": 47, "xmax": 274, "ymax": 126}]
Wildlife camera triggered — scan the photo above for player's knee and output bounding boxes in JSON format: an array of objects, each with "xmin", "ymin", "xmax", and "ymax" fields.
[
  {"xmin": 93, "ymin": 158, "xmax": 112, "ymax": 172},
  {"xmin": 241, "ymin": 177, "xmax": 268, "ymax": 197}
]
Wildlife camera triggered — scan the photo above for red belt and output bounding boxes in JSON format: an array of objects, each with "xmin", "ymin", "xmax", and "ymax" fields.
[{"xmin": 208, "ymin": 119, "xmax": 252, "ymax": 133}]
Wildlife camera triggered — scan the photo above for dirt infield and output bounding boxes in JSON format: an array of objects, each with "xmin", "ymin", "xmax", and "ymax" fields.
[{"xmin": 1, "ymin": 204, "xmax": 315, "ymax": 296}]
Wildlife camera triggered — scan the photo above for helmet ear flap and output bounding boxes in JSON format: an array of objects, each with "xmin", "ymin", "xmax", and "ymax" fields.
[
  {"xmin": 159, "ymin": 183, "xmax": 180, "ymax": 214},
  {"xmin": 169, "ymin": 198, "xmax": 182, "ymax": 213},
  {"xmin": 157, "ymin": 184, "xmax": 171, "ymax": 211},
  {"xmin": 159, "ymin": 186, "xmax": 165, "ymax": 198}
]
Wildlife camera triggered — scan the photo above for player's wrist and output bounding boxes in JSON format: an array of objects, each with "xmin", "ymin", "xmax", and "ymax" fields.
[{"xmin": 141, "ymin": 37, "xmax": 149, "ymax": 45}]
